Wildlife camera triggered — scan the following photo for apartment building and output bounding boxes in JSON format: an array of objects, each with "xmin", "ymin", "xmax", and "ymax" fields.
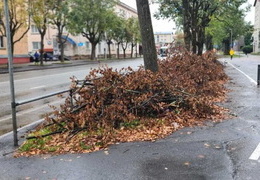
[
  {"xmin": 0, "ymin": 1, "xmax": 139, "ymax": 64},
  {"xmin": 0, "ymin": 29, "xmax": 29, "ymax": 64},
  {"xmin": 154, "ymin": 32, "xmax": 174, "ymax": 51},
  {"xmin": 28, "ymin": 1, "xmax": 139, "ymax": 60},
  {"xmin": 253, "ymin": 0, "xmax": 260, "ymax": 53}
]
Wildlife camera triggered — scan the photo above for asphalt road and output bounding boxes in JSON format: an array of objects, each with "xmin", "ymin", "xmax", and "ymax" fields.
[{"xmin": 0, "ymin": 58, "xmax": 144, "ymax": 135}]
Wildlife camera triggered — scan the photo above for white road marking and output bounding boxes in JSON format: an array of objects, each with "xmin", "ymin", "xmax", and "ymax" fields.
[
  {"xmin": 30, "ymin": 85, "xmax": 45, "ymax": 90},
  {"xmin": 249, "ymin": 143, "xmax": 260, "ymax": 160},
  {"xmin": 228, "ymin": 62, "xmax": 257, "ymax": 85}
]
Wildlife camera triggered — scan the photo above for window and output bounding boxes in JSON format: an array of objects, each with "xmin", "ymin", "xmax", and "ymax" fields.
[
  {"xmin": 0, "ymin": 36, "xmax": 4, "ymax": 48},
  {"xmin": 86, "ymin": 42, "xmax": 90, "ymax": 49},
  {"xmin": 31, "ymin": 25, "xmax": 39, "ymax": 34},
  {"xmin": 32, "ymin": 42, "xmax": 41, "ymax": 50}
]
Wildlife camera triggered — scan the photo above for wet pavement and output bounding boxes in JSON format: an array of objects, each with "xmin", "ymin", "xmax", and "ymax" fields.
[{"xmin": 1, "ymin": 55, "xmax": 260, "ymax": 179}]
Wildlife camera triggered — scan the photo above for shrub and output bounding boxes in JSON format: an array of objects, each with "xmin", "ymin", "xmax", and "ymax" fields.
[{"xmin": 242, "ymin": 45, "xmax": 253, "ymax": 54}]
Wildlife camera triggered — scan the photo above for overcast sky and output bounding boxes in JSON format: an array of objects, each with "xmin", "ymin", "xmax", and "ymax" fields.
[{"xmin": 120, "ymin": 0, "xmax": 255, "ymax": 32}]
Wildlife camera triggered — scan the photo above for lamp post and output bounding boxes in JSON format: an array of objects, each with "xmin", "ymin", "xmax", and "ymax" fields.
[{"xmin": 4, "ymin": 0, "xmax": 18, "ymax": 146}]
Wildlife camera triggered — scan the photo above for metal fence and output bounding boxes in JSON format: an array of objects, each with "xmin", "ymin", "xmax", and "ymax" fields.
[{"xmin": 11, "ymin": 79, "xmax": 94, "ymax": 146}]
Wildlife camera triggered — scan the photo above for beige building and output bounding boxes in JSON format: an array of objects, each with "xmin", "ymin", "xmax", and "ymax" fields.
[
  {"xmin": 27, "ymin": 2, "xmax": 139, "ymax": 60},
  {"xmin": 0, "ymin": 1, "xmax": 139, "ymax": 64},
  {"xmin": 253, "ymin": 0, "xmax": 260, "ymax": 53},
  {"xmin": 0, "ymin": 29, "xmax": 29, "ymax": 64},
  {"xmin": 154, "ymin": 32, "xmax": 174, "ymax": 51}
]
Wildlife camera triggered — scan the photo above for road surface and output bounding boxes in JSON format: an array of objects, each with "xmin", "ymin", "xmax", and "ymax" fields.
[{"xmin": 0, "ymin": 58, "xmax": 144, "ymax": 135}]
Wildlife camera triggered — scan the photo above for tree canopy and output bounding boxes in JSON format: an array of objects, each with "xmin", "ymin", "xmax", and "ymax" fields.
[
  {"xmin": 66, "ymin": 0, "xmax": 117, "ymax": 60},
  {"xmin": 48, "ymin": 0, "xmax": 70, "ymax": 62},
  {"xmin": 155, "ymin": 0, "xmax": 249, "ymax": 55},
  {"xmin": 0, "ymin": 0, "xmax": 30, "ymax": 54}
]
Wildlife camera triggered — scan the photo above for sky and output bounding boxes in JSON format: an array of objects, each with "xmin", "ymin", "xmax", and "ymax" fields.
[{"xmin": 120, "ymin": 0, "xmax": 255, "ymax": 33}]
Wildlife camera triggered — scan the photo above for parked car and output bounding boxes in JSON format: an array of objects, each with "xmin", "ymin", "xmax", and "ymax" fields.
[
  {"xmin": 159, "ymin": 46, "xmax": 168, "ymax": 57},
  {"xmin": 28, "ymin": 52, "xmax": 70, "ymax": 62},
  {"xmin": 55, "ymin": 55, "xmax": 70, "ymax": 61},
  {"xmin": 45, "ymin": 53, "xmax": 58, "ymax": 61},
  {"xmin": 29, "ymin": 53, "xmax": 34, "ymax": 62}
]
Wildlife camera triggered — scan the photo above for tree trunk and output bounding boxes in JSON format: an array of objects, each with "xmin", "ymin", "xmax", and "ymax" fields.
[
  {"xmin": 60, "ymin": 42, "xmax": 65, "ymax": 62},
  {"xmin": 121, "ymin": 42, "xmax": 128, "ymax": 58},
  {"xmin": 135, "ymin": 44, "xmax": 138, "ymax": 58},
  {"xmin": 122, "ymin": 46, "xmax": 126, "ymax": 58},
  {"xmin": 197, "ymin": 28, "xmax": 205, "ymax": 55},
  {"xmin": 191, "ymin": 29, "xmax": 197, "ymax": 54},
  {"xmin": 10, "ymin": 34, "xmax": 14, "ymax": 55},
  {"xmin": 136, "ymin": 0, "xmax": 158, "ymax": 72},
  {"xmin": 40, "ymin": 33, "xmax": 45, "ymax": 65},
  {"xmin": 205, "ymin": 34, "xmax": 213, "ymax": 51},
  {"xmin": 117, "ymin": 43, "xmax": 120, "ymax": 59},
  {"xmin": 58, "ymin": 32, "xmax": 65, "ymax": 63},
  {"xmin": 131, "ymin": 43, "xmax": 134, "ymax": 58},
  {"xmin": 90, "ymin": 42, "xmax": 97, "ymax": 60},
  {"xmin": 182, "ymin": 0, "xmax": 191, "ymax": 51},
  {"xmin": 107, "ymin": 42, "xmax": 111, "ymax": 59},
  {"xmin": 223, "ymin": 39, "xmax": 230, "ymax": 55}
]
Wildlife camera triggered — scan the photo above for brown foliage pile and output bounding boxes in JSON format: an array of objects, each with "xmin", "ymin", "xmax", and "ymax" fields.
[{"xmin": 16, "ymin": 51, "xmax": 228, "ymax": 157}]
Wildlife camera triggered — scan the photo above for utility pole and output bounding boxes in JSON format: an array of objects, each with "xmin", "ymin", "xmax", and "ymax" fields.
[{"xmin": 4, "ymin": 0, "xmax": 18, "ymax": 146}]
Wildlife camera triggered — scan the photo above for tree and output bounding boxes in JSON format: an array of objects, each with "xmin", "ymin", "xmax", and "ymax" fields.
[
  {"xmin": 110, "ymin": 15, "xmax": 124, "ymax": 59},
  {"xmin": 206, "ymin": 1, "xmax": 248, "ymax": 54},
  {"xmin": 104, "ymin": 12, "xmax": 126, "ymax": 59},
  {"xmin": 156, "ymin": 0, "xmax": 248, "ymax": 55},
  {"xmin": 67, "ymin": 0, "xmax": 117, "ymax": 60},
  {"xmin": 48, "ymin": 0, "xmax": 69, "ymax": 62},
  {"xmin": 30, "ymin": 0, "xmax": 51, "ymax": 65},
  {"xmin": 127, "ymin": 17, "xmax": 141, "ymax": 58},
  {"xmin": 242, "ymin": 45, "xmax": 253, "ymax": 54},
  {"xmin": 136, "ymin": 0, "xmax": 158, "ymax": 72},
  {"xmin": 244, "ymin": 23, "xmax": 253, "ymax": 46},
  {"xmin": 104, "ymin": 13, "xmax": 117, "ymax": 59},
  {"xmin": 0, "ymin": 0, "xmax": 30, "ymax": 55},
  {"xmin": 121, "ymin": 19, "xmax": 132, "ymax": 59}
]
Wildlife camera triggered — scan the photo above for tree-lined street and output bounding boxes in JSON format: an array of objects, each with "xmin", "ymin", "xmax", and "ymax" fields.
[{"xmin": 0, "ymin": 0, "xmax": 259, "ymax": 179}]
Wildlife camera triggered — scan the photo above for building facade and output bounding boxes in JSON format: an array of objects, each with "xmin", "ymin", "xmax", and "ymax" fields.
[
  {"xmin": 0, "ymin": 2, "xmax": 139, "ymax": 64},
  {"xmin": 27, "ymin": 2, "xmax": 139, "ymax": 61},
  {"xmin": 253, "ymin": 0, "xmax": 260, "ymax": 53},
  {"xmin": 0, "ymin": 29, "xmax": 29, "ymax": 64},
  {"xmin": 154, "ymin": 32, "xmax": 174, "ymax": 53}
]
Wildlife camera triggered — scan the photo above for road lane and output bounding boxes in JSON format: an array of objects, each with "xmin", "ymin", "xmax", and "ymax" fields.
[{"xmin": 0, "ymin": 58, "xmax": 144, "ymax": 135}]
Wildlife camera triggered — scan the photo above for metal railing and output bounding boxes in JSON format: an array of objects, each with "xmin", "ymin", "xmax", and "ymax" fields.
[
  {"xmin": 12, "ymin": 89, "xmax": 73, "ymax": 146},
  {"xmin": 11, "ymin": 79, "xmax": 94, "ymax": 146}
]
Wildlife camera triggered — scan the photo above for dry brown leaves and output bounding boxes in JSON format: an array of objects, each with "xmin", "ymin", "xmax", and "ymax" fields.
[{"xmin": 15, "ymin": 50, "xmax": 229, "ymax": 157}]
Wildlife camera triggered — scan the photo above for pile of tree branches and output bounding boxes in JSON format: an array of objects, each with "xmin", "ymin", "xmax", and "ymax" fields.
[{"xmin": 16, "ymin": 51, "xmax": 228, "ymax": 156}]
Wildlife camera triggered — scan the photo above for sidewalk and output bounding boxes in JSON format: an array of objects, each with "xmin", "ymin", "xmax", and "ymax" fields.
[{"xmin": 1, "ymin": 56, "xmax": 260, "ymax": 179}]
